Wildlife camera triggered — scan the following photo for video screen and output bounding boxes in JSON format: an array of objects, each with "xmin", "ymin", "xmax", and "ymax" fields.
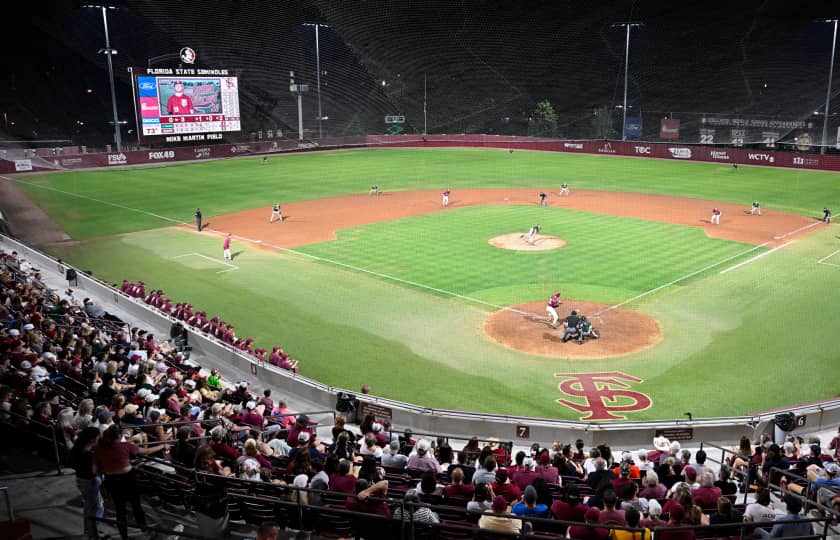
[{"xmin": 133, "ymin": 67, "xmax": 241, "ymax": 142}]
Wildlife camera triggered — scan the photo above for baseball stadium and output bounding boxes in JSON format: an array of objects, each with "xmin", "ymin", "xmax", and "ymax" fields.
[{"xmin": 1, "ymin": 2, "xmax": 840, "ymax": 539}]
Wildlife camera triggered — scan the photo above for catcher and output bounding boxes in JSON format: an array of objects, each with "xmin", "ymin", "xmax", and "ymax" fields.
[{"xmin": 577, "ymin": 315, "xmax": 599, "ymax": 343}]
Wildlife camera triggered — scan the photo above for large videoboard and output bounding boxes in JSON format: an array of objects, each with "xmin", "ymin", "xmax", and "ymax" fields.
[{"xmin": 131, "ymin": 67, "xmax": 241, "ymax": 143}]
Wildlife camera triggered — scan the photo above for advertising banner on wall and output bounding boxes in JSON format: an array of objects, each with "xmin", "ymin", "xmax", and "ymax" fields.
[
  {"xmin": 660, "ymin": 118, "xmax": 681, "ymax": 140},
  {"xmin": 624, "ymin": 116, "xmax": 643, "ymax": 138}
]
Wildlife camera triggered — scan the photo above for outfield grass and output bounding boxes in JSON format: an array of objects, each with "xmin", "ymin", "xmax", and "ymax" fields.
[
  {"xmin": 14, "ymin": 148, "xmax": 840, "ymax": 239},
  {"xmin": 14, "ymin": 148, "xmax": 840, "ymax": 420}
]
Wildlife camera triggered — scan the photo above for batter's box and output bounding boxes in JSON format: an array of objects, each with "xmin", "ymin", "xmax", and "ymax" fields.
[
  {"xmin": 173, "ymin": 252, "xmax": 239, "ymax": 273},
  {"xmin": 817, "ymin": 249, "xmax": 840, "ymax": 268}
]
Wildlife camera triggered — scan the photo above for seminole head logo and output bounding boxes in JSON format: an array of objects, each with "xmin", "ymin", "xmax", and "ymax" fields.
[{"xmin": 180, "ymin": 47, "xmax": 196, "ymax": 65}]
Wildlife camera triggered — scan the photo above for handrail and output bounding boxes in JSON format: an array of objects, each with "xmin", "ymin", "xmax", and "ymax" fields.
[{"xmin": 2, "ymin": 408, "xmax": 64, "ymax": 476}]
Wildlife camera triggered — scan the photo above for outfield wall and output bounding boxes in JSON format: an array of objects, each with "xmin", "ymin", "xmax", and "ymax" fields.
[
  {"xmin": 2, "ymin": 134, "xmax": 840, "ymax": 174},
  {"xmin": 3, "ymin": 233, "xmax": 840, "ymax": 449}
]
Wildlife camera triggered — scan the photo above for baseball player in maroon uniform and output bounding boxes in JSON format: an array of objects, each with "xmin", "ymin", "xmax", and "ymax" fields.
[
  {"xmin": 546, "ymin": 292, "xmax": 562, "ymax": 328},
  {"xmin": 442, "ymin": 189, "xmax": 451, "ymax": 206},
  {"xmin": 223, "ymin": 234, "xmax": 232, "ymax": 260},
  {"xmin": 711, "ymin": 207, "xmax": 721, "ymax": 225},
  {"xmin": 166, "ymin": 81, "xmax": 195, "ymax": 115}
]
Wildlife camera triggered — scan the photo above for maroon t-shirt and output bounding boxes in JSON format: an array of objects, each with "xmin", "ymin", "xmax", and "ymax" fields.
[
  {"xmin": 551, "ymin": 500, "xmax": 589, "ymax": 522},
  {"xmin": 444, "ymin": 483, "xmax": 475, "ymax": 499},
  {"xmin": 93, "ymin": 442, "xmax": 139, "ymax": 474},
  {"xmin": 345, "ymin": 497, "xmax": 391, "ymax": 518},
  {"xmin": 330, "ymin": 473, "xmax": 357, "ymax": 494}
]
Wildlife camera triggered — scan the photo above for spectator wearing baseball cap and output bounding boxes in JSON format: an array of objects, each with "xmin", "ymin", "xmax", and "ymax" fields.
[
  {"xmin": 568, "ymin": 506, "xmax": 609, "ymax": 540},
  {"xmin": 407, "ymin": 438, "xmax": 443, "ymax": 473},
  {"xmin": 478, "ymin": 495, "xmax": 522, "ymax": 534},
  {"xmin": 492, "ymin": 468, "xmax": 521, "ymax": 504},
  {"xmin": 513, "ymin": 456, "xmax": 539, "ymax": 491}
]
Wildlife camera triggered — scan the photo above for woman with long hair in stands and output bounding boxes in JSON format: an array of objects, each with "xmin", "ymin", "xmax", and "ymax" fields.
[
  {"xmin": 70, "ymin": 427, "xmax": 104, "ymax": 540},
  {"xmin": 93, "ymin": 424, "xmax": 166, "ymax": 540},
  {"xmin": 193, "ymin": 444, "xmax": 230, "ymax": 539}
]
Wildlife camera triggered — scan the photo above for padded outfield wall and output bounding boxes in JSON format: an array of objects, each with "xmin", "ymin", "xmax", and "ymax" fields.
[{"xmin": 2, "ymin": 135, "xmax": 840, "ymax": 174}]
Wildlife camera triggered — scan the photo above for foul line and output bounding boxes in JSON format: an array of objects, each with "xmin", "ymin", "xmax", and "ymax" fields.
[
  {"xmin": 593, "ymin": 242, "xmax": 768, "ymax": 317},
  {"xmin": 773, "ymin": 221, "xmax": 821, "ymax": 239},
  {"xmin": 719, "ymin": 241, "xmax": 792, "ymax": 275},
  {"xmin": 174, "ymin": 252, "xmax": 239, "ymax": 273},
  {"xmin": 817, "ymin": 248, "xmax": 840, "ymax": 268}
]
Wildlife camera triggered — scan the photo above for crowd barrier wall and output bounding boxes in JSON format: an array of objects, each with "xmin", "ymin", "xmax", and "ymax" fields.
[
  {"xmin": 2, "ymin": 134, "xmax": 840, "ymax": 174},
  {"xmin": 3, "ymin": 233, "xmax": 840, "ymax": 449}
]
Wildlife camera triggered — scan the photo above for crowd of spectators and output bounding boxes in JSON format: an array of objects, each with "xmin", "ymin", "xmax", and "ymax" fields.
[{"xmin": 3, "ymin": 247, "xmax": 840, "ymax": 539}]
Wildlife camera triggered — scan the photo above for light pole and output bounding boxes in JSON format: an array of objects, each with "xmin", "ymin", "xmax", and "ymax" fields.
[
  {"xmin": 611, "ymin": 22, "xmax": 642, "ymax": 141},
  {"xmin": 820, "ymin": 19, "xmax": 838, "ymax": 155},
  {"xmin": 85, "ymin": 4, "xmax": 123, "ymax": 152},
  {"xmin": 303, "ymin": 23, "xmax": 329, "ymax": 139},
  {"xmin": 289, "ymin": 71, "xmax": 309, "ymax": 140}
]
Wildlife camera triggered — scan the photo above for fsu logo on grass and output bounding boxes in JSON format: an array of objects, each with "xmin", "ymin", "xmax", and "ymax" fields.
[{"xmin": 554, "ymin": 372, "xmax": 652, "ymax": 421}]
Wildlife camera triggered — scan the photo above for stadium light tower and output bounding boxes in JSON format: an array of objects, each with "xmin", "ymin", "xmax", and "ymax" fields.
[
  {"xmin": 303, "ymin": 23, "xmax": 329, "ymax": 139},
  {"xmin": 611, "ymin": 22, "xmax": 642, "ymax": 141},
  {"xmin": 820, "ymin": 19, "xmax": 838, "ymax": 155},
  {"xmin": 84, "ymin": 4, "xmax": 123, "ymax": 152}
]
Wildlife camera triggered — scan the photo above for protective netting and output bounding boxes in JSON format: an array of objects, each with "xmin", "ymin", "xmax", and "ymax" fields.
[{"xmin": 2, "ymin": 1, "xmax": 839, "ymax": 151}]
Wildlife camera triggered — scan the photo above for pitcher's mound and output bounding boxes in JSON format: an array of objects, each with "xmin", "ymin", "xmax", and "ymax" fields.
[
  {"xmin": 489, "ymin": 233, "xmax": 566, "ymax": 251},
  {"xmin": 484, "ymin": 301, "xmax": 661, "ymax": 359}
]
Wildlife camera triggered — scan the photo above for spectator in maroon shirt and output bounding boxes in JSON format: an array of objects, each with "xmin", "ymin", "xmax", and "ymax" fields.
[
  {"xmin": 330, "ymin": 459, "xmax": 358, "ymax": 494},
  {"xmin": 536, "ymin": 451, "xmax": 559, "ymax": 484},
  {"xmin": 612, "ymin": 462, "xmax": 634, "ymax": 495},
  {"xmin": 639, "ymin": 470, "xmax": 668, "ymax": 500},
  {"xmin": 345, "ymin": 479, "xmax": 391, "ymax": 517},
  {"xmin": 513, "ymin": 456, "xmax": 540, "ymax": 491},
  {"xmin": 444, "ymin": 466, "xmax": 475, "ymax": 500},
  {"xmin": 241, "ymin": 401, "xmax": 266, "ymax": 430},
  {"xmin": 657, "ymin": 503, "xmax": 696, "ymax": 540},
  {"xmin": 209, "ymin": 427, "xmax": 240, "ymax": 467},
  {"xmin": 692, "ymin": 471, "xmax": 721, "ymax": 511},
  {"xmin": 598, "ymin": 488, "xmax": 626, "ymax": 525},
  {"xmin": 551, "ymin": 484, "xmax": 588, "ymax": 533},
  {"xmin": 492, "ymin": 468, "xmax": 521, "ymax": 504},
  {"xmin": 568, "ymin": 507, "xmax": 609, "ymax": 540},
  {"xmin": 286, "ymin": 415, "xmax": 310, "ymax": 446}
]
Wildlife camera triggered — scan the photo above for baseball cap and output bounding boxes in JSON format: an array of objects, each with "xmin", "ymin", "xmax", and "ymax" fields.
[
  {"xmin": 669, "ymin": 503, "xmax": 686, "ymax": 521},
  {"xmin": 183, "ymin": 380, "xmax": 196, "ymax": 389},
  {"xmin": 22, "ymin": 323, "xmax": 34, "ymax": 331},
  {"xmin": 20, "ymin": 360, "xmax": 32, "ymax": 369},
  {"xmin": 9, "ymin": 329, "xmax": 20, "ymax": 336},
  {"xmin": 825, "ymin": 462, "xmax": 839, "ymax": 475},
  {"xmin": 124, "ymin": 404, "xmax": 139, "ymax": 415},
  {"xmin": 98, "ymin": 410, "xmax": 115, "ymax": 423},
  {"xmin": 298, "ymin": 431, "xmax": 310, "ymax": 443},
  {"xmin": 492, "ymin": 495, "xmax": 508, "ymax": 512},
  {"xmin": 245, "ymin": 401, "xmax": 256, "ymax": 410},
  {"xmin": 495, "ymin": 469, "xmax": 508, "ymax": 483},
  {"xmin": 190, "ymin": 405, "xmax": 201, "ymax": 417},
  {"xmin": 137, "ymin": 388, "xmax": 150, "ymax": 399},
  {"xmin": 523, "ymin": 457, "xmax": 535, "ymax": 468}
]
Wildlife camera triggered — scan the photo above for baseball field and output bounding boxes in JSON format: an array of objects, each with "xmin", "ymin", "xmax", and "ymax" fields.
[{"xmin": 9, "ymin": 147, "xmax": 840, "ymax": 421}]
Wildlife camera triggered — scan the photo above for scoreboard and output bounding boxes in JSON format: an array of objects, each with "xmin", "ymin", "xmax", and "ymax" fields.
[{"xmin": 131, "ymin": 67, "xmax": 241, "ymax": 142}]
